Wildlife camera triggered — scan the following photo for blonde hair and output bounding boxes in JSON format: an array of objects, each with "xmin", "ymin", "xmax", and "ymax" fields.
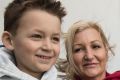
[{"xmin": 64, "ymin": 20, "xmax": 114, "ymax": 80}]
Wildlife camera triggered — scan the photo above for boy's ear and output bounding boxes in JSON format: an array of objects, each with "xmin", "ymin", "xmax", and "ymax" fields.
[{"xmin": 2, "ymin": 31, "xmax": 14, "ymax": 50}]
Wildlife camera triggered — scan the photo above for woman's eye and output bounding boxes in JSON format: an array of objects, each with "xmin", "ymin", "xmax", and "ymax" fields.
[
  {"xmin": 92, "ymin": 45, "xmax": 101, "ymax": 49},
  {"xmin": 74, "ymin": 48, "xmax": 81, "ymax": 52},
  {"xmin": 73, "ymin": 47, "xmax": 84, "ymax": 53}
]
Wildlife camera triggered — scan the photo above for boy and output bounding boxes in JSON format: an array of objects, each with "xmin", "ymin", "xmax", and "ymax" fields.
[{"xmin": 0, "ymin": 0, "xmax": 66, "ymax": 80}]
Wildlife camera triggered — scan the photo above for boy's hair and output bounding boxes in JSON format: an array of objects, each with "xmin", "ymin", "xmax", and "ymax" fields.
[{"xmin": 4, "ymin": 0, "xmax": 66, "ymax": 35}]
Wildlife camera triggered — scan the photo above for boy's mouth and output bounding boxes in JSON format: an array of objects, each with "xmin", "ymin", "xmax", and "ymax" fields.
[
  {"xmin": 35, "ymin": 54, "xmax": 52, "ymax": 59},
  {"xmin": 35, "ymin": 53, "xmax": 54, "ymax": 64}
]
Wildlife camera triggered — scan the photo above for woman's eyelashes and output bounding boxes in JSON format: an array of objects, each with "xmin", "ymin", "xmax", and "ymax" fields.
[
  {"xmin": 73, "ymin": 44, "xmax": 102, "ymax": 53},
  {"xmin": 91, "ymin": 44, "xmax": 102, "ymax": 50},
  {"xmin": 73, "ymin": 46, "xmax": 85, "ymax": 53}
]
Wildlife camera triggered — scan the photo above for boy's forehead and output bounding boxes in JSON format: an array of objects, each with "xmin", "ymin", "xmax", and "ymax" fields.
[
  {"xmin": 15, "ymin": 9, "xmax": 60, "ymax": 33},
  {"xmin": 19, "ymin": 9, "xmax": 59, "ymax": 24}
]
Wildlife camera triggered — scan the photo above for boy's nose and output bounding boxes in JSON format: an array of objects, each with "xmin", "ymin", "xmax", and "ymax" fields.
[{"xmin": 41, "ymin": 39, "xmax": 52, "ymax": 52}]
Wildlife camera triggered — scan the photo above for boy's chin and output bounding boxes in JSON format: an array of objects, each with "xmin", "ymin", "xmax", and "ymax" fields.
[{"xmin": 37, "ymin": 64, "xmax": 54, "ymax": 72}]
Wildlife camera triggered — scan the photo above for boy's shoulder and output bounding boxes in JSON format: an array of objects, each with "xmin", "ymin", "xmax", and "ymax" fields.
[
  {"xmin": 57, "ymin": 71, "xmax": 67, "ymax": 80},
  {"xmin": 0, "ymin": 41, "xmax": 4, "ymax": 47}
]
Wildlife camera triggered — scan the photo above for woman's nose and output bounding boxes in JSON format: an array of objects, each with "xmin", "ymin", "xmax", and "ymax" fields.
[{"xmin": 84, "ymin": 48, "xmax": 94, "ymax": 61}]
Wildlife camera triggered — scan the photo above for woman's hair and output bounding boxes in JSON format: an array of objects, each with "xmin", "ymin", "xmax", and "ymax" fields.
[
  {"xmin": 60, "ymin": 20, "xmax": 114, "ymax": 80},
  {"xmin": 4, "ymin": 0, "xmax": 66, "ymax": 35}
]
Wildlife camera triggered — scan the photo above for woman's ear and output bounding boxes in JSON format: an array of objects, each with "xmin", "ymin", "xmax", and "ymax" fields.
[
  {"xmin": 105, "ymin": 45, "xmax": 109, "ymax": 60},
  {"xmin": 2, "ymin": 31, "xmax": 14, "ymax": 50}
]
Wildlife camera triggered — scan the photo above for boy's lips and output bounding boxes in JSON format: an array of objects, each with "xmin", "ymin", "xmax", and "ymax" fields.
[
  {"xmin": 35, "ymin": 54, "xmax": 53, "ymax": 64},
  {"xmin": 35, "ymin": 54, "xmax": 52, "ymax": 59}
]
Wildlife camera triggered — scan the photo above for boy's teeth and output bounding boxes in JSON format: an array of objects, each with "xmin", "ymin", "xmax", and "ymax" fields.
[{"xmin": 38, "ymin": 55, "xmax": 50, "ymax": 59}]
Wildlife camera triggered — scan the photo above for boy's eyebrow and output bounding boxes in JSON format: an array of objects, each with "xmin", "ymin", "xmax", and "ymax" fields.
[
  {"xmin": 53, "ymin": 33, "xmax": 60, "ymax": 36},
  {"xmin": 52, "ymin": 34, "xmax": 60, "ymax": 38},
  {"xmin": 33, "ymin": 29, "xmax": 60, "ymax": 35}
]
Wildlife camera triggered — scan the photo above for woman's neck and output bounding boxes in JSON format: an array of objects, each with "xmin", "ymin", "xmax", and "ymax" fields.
[{"xmin": 79, "ymin": 72, "xmax": 106, "ymax": 80}]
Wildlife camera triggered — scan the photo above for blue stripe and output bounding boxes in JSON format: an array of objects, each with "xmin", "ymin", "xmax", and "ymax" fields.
[{"xmin": 0, "ymin": 45, "xmax": 4, "ymax": 47}]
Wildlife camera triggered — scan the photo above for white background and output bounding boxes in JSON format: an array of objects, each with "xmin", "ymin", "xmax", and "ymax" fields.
[{"xmin": 0, "ymin": 0, "xmax": 120, "ymax": 73}]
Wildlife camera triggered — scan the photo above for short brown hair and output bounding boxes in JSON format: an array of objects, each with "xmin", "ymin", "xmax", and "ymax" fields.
[{"xmin": 4, "ymin": 0, "xmax": 66, "ymax": 35}]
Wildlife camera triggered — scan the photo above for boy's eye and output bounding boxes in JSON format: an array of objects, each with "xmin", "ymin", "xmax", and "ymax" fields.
[
  {"xmin": 52, "ymin": 37, "xmax": 60, "ymax": 43},
  {"xmin": 31, "ymin": 34, "xmax": 43, "ymax": 40},
  {"xmin": 33, "ymin": 34, "xmax": 42, "ymax": 38}
]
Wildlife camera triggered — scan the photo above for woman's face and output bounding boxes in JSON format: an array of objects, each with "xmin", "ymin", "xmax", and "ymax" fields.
[{"xmin": 73, "ymin": 28, "xmax": 108, "ymax": 79}]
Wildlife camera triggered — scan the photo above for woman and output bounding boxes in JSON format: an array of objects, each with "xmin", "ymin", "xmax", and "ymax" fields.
[{"xmin": 61, "ymin": 20, "xmax": 120, "ymax": 80}]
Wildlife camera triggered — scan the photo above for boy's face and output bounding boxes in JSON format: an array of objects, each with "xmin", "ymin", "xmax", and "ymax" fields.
[{"xmin": 11, "ymin": 10, "xmax": 61, "ymax": 77}]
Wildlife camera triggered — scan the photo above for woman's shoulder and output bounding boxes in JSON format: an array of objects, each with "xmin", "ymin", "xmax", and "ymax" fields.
[{"xmin": 105, "ymin": 71, "xmax": 120, "ymax": 80}]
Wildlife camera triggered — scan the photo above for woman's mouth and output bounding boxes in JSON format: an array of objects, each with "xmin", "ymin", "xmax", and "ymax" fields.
[{"xmin": 83, "ymin": 63, "xmax": 98, "ymax": 68}]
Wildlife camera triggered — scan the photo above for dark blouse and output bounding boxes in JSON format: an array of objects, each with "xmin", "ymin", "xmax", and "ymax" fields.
[
  {"xmin": 105, "ymin": 71, "xmax": 120, "ymax": 80},
  {"xmin": 75, "ymin": 71, "xmax": 120, "ymax": 80}
]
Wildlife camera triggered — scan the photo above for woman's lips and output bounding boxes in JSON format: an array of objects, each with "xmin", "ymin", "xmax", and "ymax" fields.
[{"xmin": 83, "ymin": 63, "xmax": 98, "ymax": 68}]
